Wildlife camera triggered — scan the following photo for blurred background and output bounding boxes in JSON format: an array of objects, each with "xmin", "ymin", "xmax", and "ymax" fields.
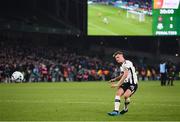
[{"xmin": 0, "ymin": 0, "xmax": 180, "ymax": 83}]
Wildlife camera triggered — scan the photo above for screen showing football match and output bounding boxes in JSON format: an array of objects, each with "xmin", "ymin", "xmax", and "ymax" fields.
[{"xmin": 88, "ymin": 0, "xmax": 180, "ymax": 36}]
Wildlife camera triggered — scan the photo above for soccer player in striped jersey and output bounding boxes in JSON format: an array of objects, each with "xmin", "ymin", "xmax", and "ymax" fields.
[{"xmin": 108, "ymin": 51, "xmax": 138, "ymax": 116}]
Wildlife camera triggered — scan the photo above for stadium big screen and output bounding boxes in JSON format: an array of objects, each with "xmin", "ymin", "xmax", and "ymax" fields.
[{"xmin": 88, "ymin": 0, "xmax": 180, "ymax": 36}]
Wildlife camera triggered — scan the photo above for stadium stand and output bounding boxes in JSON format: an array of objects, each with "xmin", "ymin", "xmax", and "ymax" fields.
[
  {"xmin": 0, "ymin": 37, "xmax": 179, "ymax": 83},
  {"xmin": 0, "ymin": 0, "xmax": 180, "ymax": 83}
]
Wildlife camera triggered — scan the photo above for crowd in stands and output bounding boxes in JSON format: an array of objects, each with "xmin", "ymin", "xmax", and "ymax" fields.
[
  {"xmin": 96, "ymin": 0, "xmax": 152, "ymax": 10},
  {"xmin": 0, "ymin": 46, "xmax": 115, "ymax": 83},
  {"xmin": 0, "ymin": 46, "xmax": 179, "ymax": 83},
  {"xmin": 124, "ymin": 0, "xmax": 152, "ymax": 9}
]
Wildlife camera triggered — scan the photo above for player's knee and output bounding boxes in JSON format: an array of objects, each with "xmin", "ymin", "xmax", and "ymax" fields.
[
  {"xmin": 116, "ymin": 88, "xmax": 124, "ymax": 96},
  {"xmin": 116, "ymin": 92, "xmax": 121, "ymax": 96},
  {"xmin": 124, "ymin": 95, "xmax": 130, "ymax": 99},
  {"xmin": 116, "ymin": 91, "xmax": 123, "ymax": 96},
  {"xmin": 124, "ymin": 91, "xmax": 133, "ymax": 99}
]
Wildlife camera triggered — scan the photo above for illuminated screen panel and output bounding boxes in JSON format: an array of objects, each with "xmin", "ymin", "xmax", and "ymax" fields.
[
  {"xmin": 153, "ymin": 0, "xmax": 180, "ymax": 35},
  {"xmin": 88, "ymin": 0, "xmax": 180, "ymax": 36}
]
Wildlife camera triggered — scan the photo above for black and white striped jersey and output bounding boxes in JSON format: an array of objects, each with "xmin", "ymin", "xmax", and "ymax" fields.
[{"xmin": 120, "ymin": 60, "xmax": 138, "ymax": 84}]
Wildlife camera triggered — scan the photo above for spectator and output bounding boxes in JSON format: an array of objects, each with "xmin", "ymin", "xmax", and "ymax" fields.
[
  {"xmin": 140, "ymin": 68, "xmax": 146, "ymax": 81},
  {"xmin": 159, "ymin": 61, "xmax": 167, "ymax": 86},
  {"xmin": 146, "ymin": 69, "xmax": 152, "ymax": 80}
]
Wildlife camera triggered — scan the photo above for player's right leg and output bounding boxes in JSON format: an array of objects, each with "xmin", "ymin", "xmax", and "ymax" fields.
[
  {"xmin": 120, "ymin": 89, "xmax": 132, "ymax": 114},
  {"xmin": 120, "ymin": 84, "xmax": 138, "ymax": 115},
  {"xmin": 108, "ymin": 88, "xmax": 124, "ymax": 116}
]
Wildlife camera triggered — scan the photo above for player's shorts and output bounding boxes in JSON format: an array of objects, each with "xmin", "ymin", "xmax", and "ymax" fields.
[{"xmin": 119, "ymin": 82, "xmax": 138, "ymax": 96}]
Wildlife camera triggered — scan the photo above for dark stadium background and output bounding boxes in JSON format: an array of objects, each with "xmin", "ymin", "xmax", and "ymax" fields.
[
  {"xmin": 0, "ymin": 0, "xmax": 180, "ymax": 121},
  {"xmin": 0, "ymin": 0, "xmax": 180, "ymax": 82}
]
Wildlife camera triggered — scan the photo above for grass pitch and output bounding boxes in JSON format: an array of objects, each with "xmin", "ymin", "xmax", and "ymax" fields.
[
  {"xmin": 0, "ymin": 81, "xmax": 180, "ymax": 121},
  {"xmin": 88, "ymin": 4, "xmax": 152, "ymax": 36}
]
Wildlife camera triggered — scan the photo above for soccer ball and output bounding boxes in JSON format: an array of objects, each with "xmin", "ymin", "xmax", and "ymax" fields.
[{"xmin": 11, "ymin": 71, "xmax": 24, "ymax": 82}]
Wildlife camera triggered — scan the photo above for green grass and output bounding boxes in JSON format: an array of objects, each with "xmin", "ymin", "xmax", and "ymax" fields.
[
  {"xmin": 88, "ymin": 4, "xmax": 152, "ymax": 35},
  {"xmin": 0, "ymin": 81, "xmax": 180, "ymax": 121}
]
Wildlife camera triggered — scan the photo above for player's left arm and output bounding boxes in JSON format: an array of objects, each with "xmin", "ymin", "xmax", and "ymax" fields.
[{"xmin": 111, "ymin": 69, "xmax": 128, "ymax": 88}]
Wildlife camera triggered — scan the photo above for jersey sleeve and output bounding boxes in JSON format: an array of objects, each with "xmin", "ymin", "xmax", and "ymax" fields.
[{"xmin": 122, "ymin": 61, "xmax": 131, "ymax": 71}]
